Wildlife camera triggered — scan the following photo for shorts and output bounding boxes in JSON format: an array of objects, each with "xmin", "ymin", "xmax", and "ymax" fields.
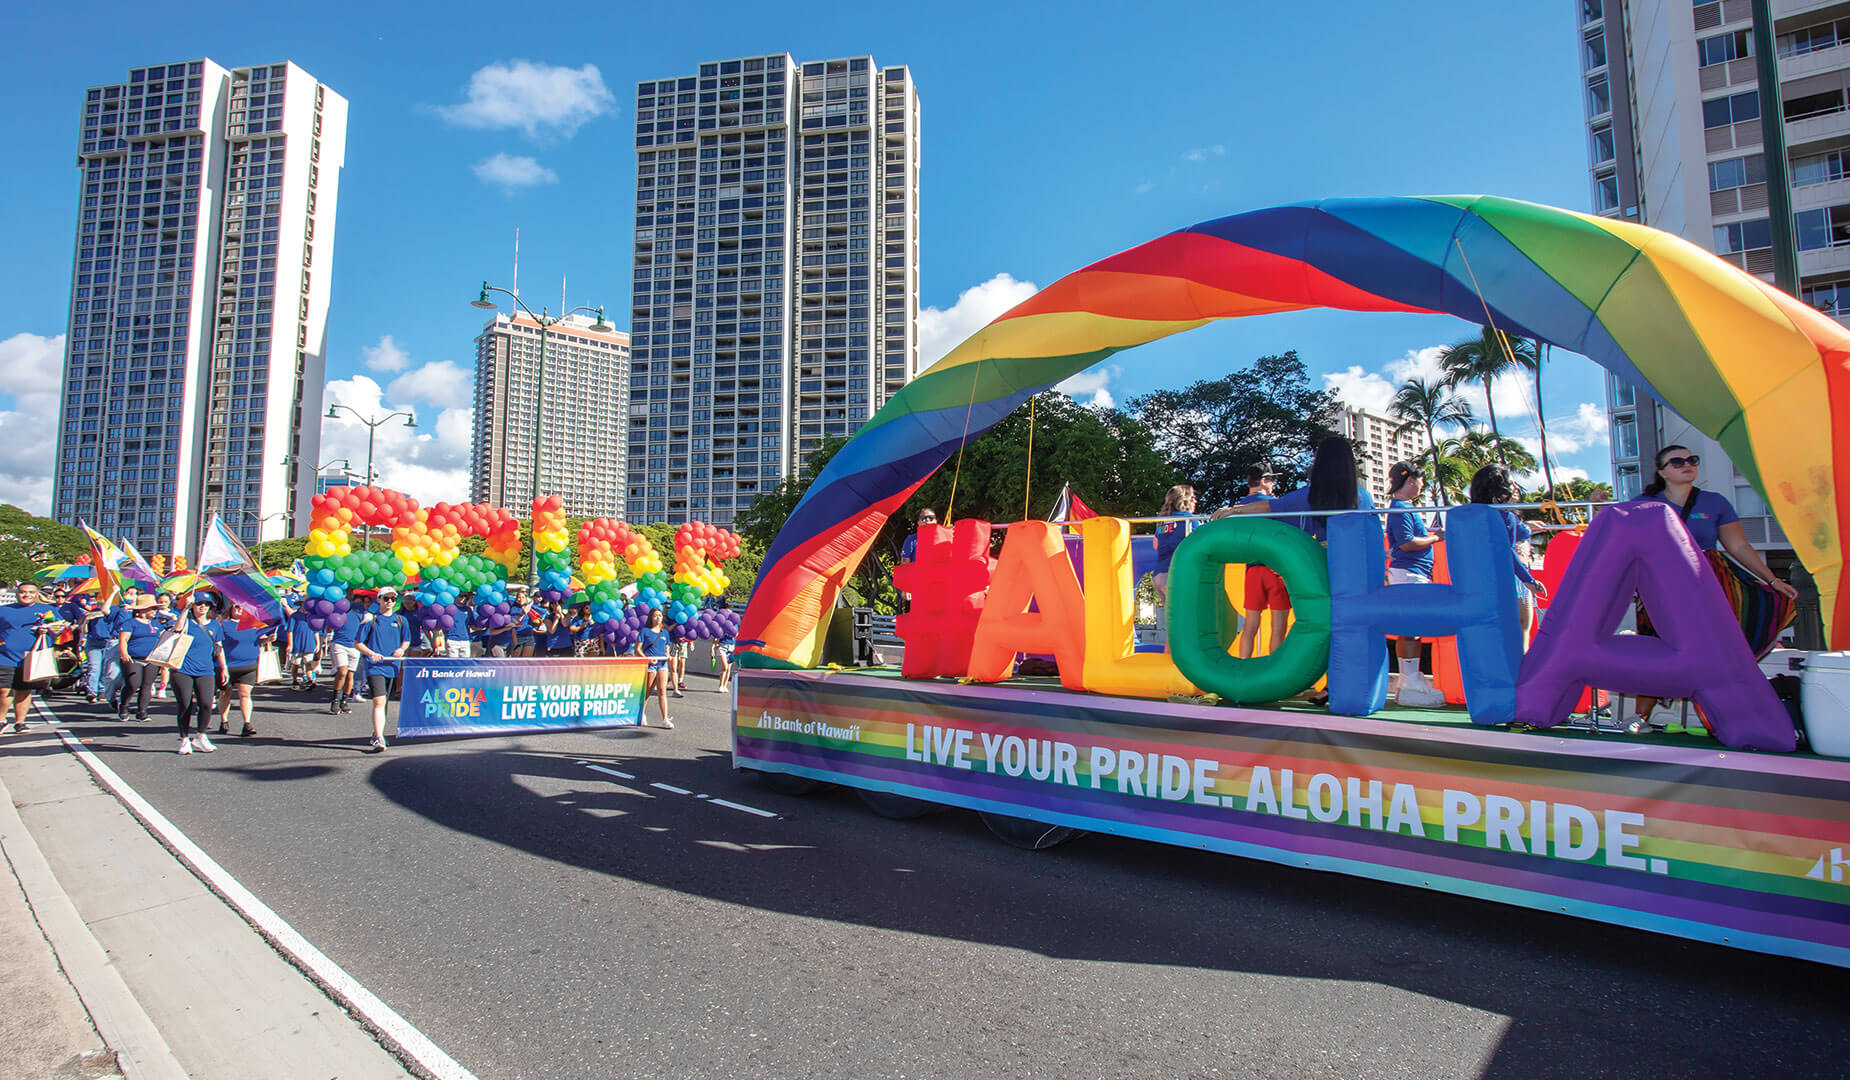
[
  {"xmin": 669, "ymin": 640, "xmax": 689, "ymax": 659},
  {"xmin": 647, "ymin": 659, "xmax": 667, "ymax": 675},
  {"xmin": 444, "ymin": 640, "xmax": 473, "ymax": 659},
  {"xmin": 332, "ymin": 644, "xmax": 360, "ymax": 670},
  {"xmin": 1244, "ymin": 565, "xmax": 1290, "ymax": 611},
  {"xmin": 366, "ymin": 674, "xmax": 393, "ymax": 699},
  {"xmin": 1387, "ymin": 568, "xmax": 1433, "ymax": 587},
  {"xmin": 3, "ymin": 665, "xmax": 45, "ymax": 691},
  {"xmin": 226, "ymin": 665, "xmax": 259, "ymax": 687}
]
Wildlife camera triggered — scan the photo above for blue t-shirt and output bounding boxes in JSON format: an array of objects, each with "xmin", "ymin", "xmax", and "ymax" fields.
[
  {"xmin": 288, "ymin": 611, "xmax": 319, "ymax": 652},
  {"xmin": 899, "ymin": 533, "xmax": 918, "ymax": 564},
  {"xmin": 83, "ymin": 605, "xmax": 119, "ymax": 648},
  {"xmin": 119, "ymin": 615, "xmax": 164, "ymax": 661},
  {"xmin": 445, "ymin": 610, "xmax": 472, "ymax": 643},
  {"xmin": 358, "ymin": 614, "xmax": 412, "ymax": 679},
  {"xmin": 176, "ymin": 617, "xmax": 225, "ymax": 678},
  {"xmin": 0, "ymin": 602, "xmax": 55, "ymax": 666},
  {"xmin": 151, "ymin": 607, "xmax": 178, "ymax": 631},
  {"xmin": 330, "ymin": 611, "xmax": 363, "ymax": 646},
  {"xmin": 221, "ymin": 623, "xmax": 271, "ymax": 668},
  {"xmin": 1268, "ymin": 485, "xmax": 1377, "ymax": 543},
  {"xmin": 1154, "ymin": 516, "xmax": 1200, "ymax": 574},
  {"xmin": 1490, "ymin": 508, "xmax": 1541, "ymax": 596},
  {"xmin": 638, "ymin": 626, "xmax": 671, "ymax": 658},
  {"xmin": 1644, "ymin": 489, "xmax": 1739, "ymax": 552},
  {"xmin": 514, "ymin": 606, "xmax": 537, "ymax": 641},
  {"xmin": 1386, "ymin": 499, "xmax": 1435, "ymax": 577},
  {"xmin": 542, "ymin": 613, "xmax": 574, "ymax": 651}
]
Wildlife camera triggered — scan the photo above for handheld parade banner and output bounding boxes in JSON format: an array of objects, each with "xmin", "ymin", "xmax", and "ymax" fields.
[{"xmin": 398, "ymin": 657, "xmax": 648, "ymax": 739}]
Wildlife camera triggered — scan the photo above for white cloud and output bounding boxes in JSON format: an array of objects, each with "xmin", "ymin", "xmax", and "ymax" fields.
[
  {"xmin": 1323, "ymin": 365, "xmax": 1396, "ymax": 414},
  {"xmin": 319, "ymin": 375, "xmax": 473, "ymax": 503},
  {"xmin": 918, "ymin": 273, "xmax": 1040, "ymax": 369},
  {"xmin": 361, "ymin": 334, "xmax": 411, "ymax": 373},
  {"xmin": 1515, "ymin": 463, "xmax": 1591, "ymax": 490},
  {"xmin": 473, "ymin": 153, "xmax": 558, "ymax": 190},
  {"xmin": 0, "ymin": 332, "xmax": 65, "ymax": 514},
  {"xmin": 1541, "ymin": 401, "xmax": 1608, "ymax": 454},
  {"xmin": 1133, "ymin": 181, "xmax": 1154, "ymax": 194},
  {"xmin": 386, "ymin": 360, "xmax": 475, "ymax": 410},
  {"xmin": 1182, "ymin": 144, "xmax": 1226, "ymax": 162},
  {"xmin": 1324, "ymin": 343, "xmax": 1540, "ymax": 427},
  {"xmin": 437, "ymin": 60, "xmax": 614, "ymax": 138},
  {"xmin": 1057, "ymin": 364, "xmax": 1120, "ymax": 410}
]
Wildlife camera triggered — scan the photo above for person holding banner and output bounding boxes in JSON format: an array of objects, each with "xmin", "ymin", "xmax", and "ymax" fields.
[
  {"xmin": 216, "ymin": 619, "xmax": 274, "ymax": 737},
  {"xmin": 1, "ymin": 581, "xmax": 57, "ymax": 734},
  {"xmin": 114, "ymin": 594, "xmax": 161, "ymax": 722},
  {"xmin": 356, "ymin": 587, "xmax": 411, "ymax": 753},
  {"xmin": 172, "ymin": 593, "xmax": 229, "ymax": 754},
  {"xmin": 633, "ymin": 606, "xmax": 675, "ymax": 729}
]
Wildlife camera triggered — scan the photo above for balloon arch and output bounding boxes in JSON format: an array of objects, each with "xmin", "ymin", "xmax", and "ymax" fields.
[{"xmin": 740, "ymin": 196, "xmax": 1850, "ymax": 669}]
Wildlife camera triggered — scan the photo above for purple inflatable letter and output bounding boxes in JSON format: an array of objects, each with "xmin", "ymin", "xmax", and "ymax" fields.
[{"xmin": 1513, "ymin": 501, "xmax": 1794, "ymax": 751}]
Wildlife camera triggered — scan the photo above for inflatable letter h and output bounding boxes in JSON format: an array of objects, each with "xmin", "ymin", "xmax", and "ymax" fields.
[
  {"xmin": 1327, "ymin": 505, "xmax": 1523, "ymax": 723},
  {"xmin": 892, "ymin": 520, "xmax": 994, "ymax": 679}
]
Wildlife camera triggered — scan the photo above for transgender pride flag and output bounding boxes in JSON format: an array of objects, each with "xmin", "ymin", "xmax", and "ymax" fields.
[{"xmin": 198, "ymin": 514, "xmax": 288, "ymax": 628}]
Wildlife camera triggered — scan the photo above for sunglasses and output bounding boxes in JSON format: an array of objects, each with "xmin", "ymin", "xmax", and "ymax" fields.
[{"xmin": 1662, "ymin": 455, "xmax": 1700, "ymax": 469}]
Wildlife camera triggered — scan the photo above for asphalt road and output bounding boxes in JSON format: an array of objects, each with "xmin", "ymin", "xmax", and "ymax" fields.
[{"xmin": 29, "ymin": 671, "xmax": 1850, "ymax": 1080}]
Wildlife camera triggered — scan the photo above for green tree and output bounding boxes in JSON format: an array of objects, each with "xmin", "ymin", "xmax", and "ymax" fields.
[
  {"xmin": 1441, "ymin": 429, "xmax": 1539, "ymax": 502},
  {"xmin": 1127, "ymin": 351, "xmax": 1339, "ymax": 507},
  {"xmin": 1389, "ymin": 376, "xmax": 1473, "ymax": 505},
  {"xmin": 0, "ymin": 505, "xmax": 90, "ymax": 585},
  {"xmin": 1438, "ymin": 329, "xmax": 1538, "ymax": 466}
]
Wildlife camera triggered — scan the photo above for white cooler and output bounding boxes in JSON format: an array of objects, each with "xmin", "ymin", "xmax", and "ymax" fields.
[{"xmin": 1799, "ymin": 651, "xmax": 1850, "ymax": 758}]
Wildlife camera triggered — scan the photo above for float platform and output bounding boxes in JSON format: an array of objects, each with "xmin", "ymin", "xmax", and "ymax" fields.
[{"xmin": 733, "ymin": 667, "xmax": 1850, "ymax": 968}]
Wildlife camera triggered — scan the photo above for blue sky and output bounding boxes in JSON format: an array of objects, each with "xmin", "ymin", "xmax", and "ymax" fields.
[{"xmin": 0, "ymin": 0, "xmax": 1610, "ymax": 513}]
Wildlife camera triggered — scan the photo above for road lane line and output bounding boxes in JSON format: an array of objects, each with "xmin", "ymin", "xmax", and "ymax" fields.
[
  {"xmin": 42, "ymin": 707, "xmax": 479, "ymax": 1080},
  {"xmin": 575, "ymin": 762, "xmax": 779, "ymax": 819}
]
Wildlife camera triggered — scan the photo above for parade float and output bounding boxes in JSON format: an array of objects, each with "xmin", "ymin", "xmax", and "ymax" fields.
[{"xmin": 730, "ymin": 197, "xmax": 1850, "ymax": 968}]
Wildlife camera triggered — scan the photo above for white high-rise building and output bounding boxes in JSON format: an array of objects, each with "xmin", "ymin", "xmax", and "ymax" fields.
[
  {"xmin": 1333, "ymin": 405, "xmax": 1432, "ymax": 501},
  {"xmin": 1575, "ymin": 0, "xmax": 1848, "ymax": 553},
  {"xmin": 469, "ymin": 311, "xmax": 630, "ymax": 517},
  {"xmin": 629, "ymin": 53, "xmax": 921, "ymax": 526},
  {"xmin": 53, "ymin": 58, "xmax": 347, "ymax": 559}
]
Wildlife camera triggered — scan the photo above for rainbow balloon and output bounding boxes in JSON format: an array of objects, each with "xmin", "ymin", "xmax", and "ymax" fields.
[{"xmin": 741, "ymin": 195, "xmax": 1850, "ymax": 669}]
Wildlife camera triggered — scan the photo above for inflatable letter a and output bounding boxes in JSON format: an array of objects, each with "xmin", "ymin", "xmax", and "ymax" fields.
[
  {"xmin": 1512, "ymin": 501, "xmax": 1794, "ymax": 751},
  {"xmin": 1326, "ymin": 505, "xmax": 1523, "ymax": 723},
  {"xmin": 967, "ymin": 522, "xmax": 1088, "ymax": 689}
]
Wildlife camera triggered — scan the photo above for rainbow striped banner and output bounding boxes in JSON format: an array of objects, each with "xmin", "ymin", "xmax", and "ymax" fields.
[{"xmin": 735, "ymin": 670, "xmax": 1850, "ymax": 967}]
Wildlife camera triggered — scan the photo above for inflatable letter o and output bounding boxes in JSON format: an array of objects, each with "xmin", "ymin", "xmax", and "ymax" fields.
[{"xmin": 1166, "ymin": 518, "xmax": 1331, "ymax": 703}]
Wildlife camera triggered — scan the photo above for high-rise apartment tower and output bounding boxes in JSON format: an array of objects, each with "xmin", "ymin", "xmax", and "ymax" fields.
[
  {"xmin": 1576, "ymin": 0, "xmax": 1850, "ymax": 554},
  {"xmin": 630, "ymin": 53, "xmax": 920, "ymax": 526},
  {"xmin": 469, "ymin": 310, "xmax": 631, "ymax": 517},
  {"xmin": 54, "ymin": 58, "xmax": 347, "ymax": 558}
]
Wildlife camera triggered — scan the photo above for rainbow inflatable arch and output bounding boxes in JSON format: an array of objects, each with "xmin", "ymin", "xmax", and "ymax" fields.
[{"xmin": 740, "ymin": 196, "xmax": 1850, "ymax": 668}]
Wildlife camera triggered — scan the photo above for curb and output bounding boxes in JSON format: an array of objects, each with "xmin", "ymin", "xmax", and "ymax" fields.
[{"xmin": 0, "ymin": 767, "xmax": 189, "ymax": 1080}]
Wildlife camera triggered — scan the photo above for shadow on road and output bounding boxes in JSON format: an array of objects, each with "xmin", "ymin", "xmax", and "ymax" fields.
[{"xmin": 363, "ymin": 743, "xmax": 1850, "ymax": 1080}]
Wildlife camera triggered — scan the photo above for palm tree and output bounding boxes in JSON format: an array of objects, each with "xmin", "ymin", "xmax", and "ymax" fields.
[
  {"xmin": 1454, "ymin": 428, "xmax": 1538, "ymax": 475},
  {"xmin": 1389, "ymin": 376, "xmax": 1474, "ymax": 505},
  {"xmin": 1438, "ymin": 329, "xmax": 1539, "ymax": 465}
]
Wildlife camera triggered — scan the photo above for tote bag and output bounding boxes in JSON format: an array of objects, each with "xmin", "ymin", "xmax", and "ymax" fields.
[
  {"xmin": 255, "ymin": 646, "xmax": 282, "ymax": 684},
  {"xmin": 21, "ymin": 634, "xmax": 58, "ymax": 683},
  {"xmin": 144, "ymin": 629, "xmax": 192, "ymax": 671}
]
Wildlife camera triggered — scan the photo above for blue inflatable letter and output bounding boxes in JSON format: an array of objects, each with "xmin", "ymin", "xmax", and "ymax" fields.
[{"xmin": 1326, "ymin": 505, "xmax": 1523, "ymax": 723}]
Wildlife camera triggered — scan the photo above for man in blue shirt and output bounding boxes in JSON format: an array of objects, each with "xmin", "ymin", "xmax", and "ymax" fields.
[
  {"xmin": 1, "ymin": 581, "xmax": 58, "ymax": 733},
  {"xmin": 439, "ymin": 599, "xmax": 474, "ymax": 659},
  {"xmin": 356, "ymin": 587, "xmax": 411, "ymax": 752},
  {"xmin": 1384, "ymin": 462, "xmax": 1446, "ymax": 708},
  {"xmin": 328, "ymin": 598, "xmax": 364, "ymax": 714}
]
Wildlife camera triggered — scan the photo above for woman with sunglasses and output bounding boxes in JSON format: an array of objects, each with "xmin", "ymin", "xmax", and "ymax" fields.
[{"xmin": 1627, "ymin": 444, "xmax": 1797, "ymax": 733}]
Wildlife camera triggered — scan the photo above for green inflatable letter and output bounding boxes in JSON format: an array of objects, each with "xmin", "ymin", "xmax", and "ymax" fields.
[{"xmin": 1166, "ymin": 518, "xmax": 1332, "ymax": 703}]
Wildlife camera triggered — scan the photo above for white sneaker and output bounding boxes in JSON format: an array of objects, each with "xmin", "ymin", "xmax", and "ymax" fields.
[
  {"xmin": 194, "ymin": 732, "xmax": 216, "ymax": 753},
  {"xmin": 177, "ymin": 737, "xmax": 193, "ymax": 755},
  {"xmin": 1396, "ymin": 681, "xmax": 1447, "ymax": 708}
]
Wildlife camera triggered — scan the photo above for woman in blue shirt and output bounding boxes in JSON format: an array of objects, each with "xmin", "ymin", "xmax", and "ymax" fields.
[
  {"xmin": 632, "ymin": 606, "xmax": 674, "ymax": 729},
  {"xmin": 1627, "ymin": 444, "xmax": 1798, "ymax": 733},
  {"xmin": 1152, "ymin": 485, "xmax": 1200, "ymax": 603},
  {"xmin": 173, "ymin": 593, "xmax": 229, "ymax": 754},
  {"xmin": 1466, "ymin": 465, "xmax": 1545, "ymax": 617},
  {"xmin": 114, "ymin": 594, "xmax": 164, "ymax": 722},
  {"xmin": 0, "ymin": 580, "xmax": 58, "ymax": 733},
  {"xmin": 1230, "ymin": 437, "xmax": 1377, "ymax": 542},
  {"xmin": 215, "ymin": 619, "xmax": 274, "ymax": 737},
  {"xmin": 1385, "ymin": 462, "xmax": 1446, "ymax": 708}
]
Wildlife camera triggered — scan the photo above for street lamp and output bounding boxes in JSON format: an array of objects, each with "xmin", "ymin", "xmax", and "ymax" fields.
[
  {"xmin": 470, "ymin": 280, "xmax": 611, "ymax": 584},
  {"xmin": 324, "ymin": 404, "xmax": 417, "ymax": 550},
  {"xmin": 237, "ymin": 510, "xmax": 290, "ymax": 570}
]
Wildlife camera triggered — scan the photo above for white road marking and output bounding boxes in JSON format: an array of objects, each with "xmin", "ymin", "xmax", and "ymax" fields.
[
  {"xmin": 39, "ymin": 702, "xmax": 479, "ymax": 1080},
  {"xmin": 575, "ymin": 761, "xmax": 779, "ymax": 819}
]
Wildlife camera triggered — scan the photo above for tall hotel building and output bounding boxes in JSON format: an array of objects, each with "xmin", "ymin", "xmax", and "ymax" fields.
[
  {"xmin": 54, "ymin": 59, "xmax": 346, "ymax": 558},
  {"xmin": 1576, "ymin": 0, "xmax": 1850, "ymax": 553},
  {"xmin": 469, "ymin": 311, "xmax": 630, "ymax": 517},
  {"xmin": 630, "ymin": 54, "xmax": 920, "ymax": 526}
]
